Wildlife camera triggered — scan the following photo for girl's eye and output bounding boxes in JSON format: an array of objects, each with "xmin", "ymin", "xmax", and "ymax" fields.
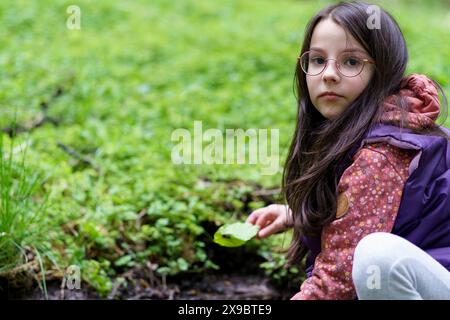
[
  {"xmin": 343, "ymin": 57, "xmax": 362, "ymax": 66},
  {"xmin": 311, "ymin": 56, "xmax": 325, "ymax": 65}
]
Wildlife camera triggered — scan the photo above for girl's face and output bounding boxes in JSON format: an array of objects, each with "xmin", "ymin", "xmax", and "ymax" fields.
[{"xmin": 306, "ymin": 18, "xmax": 375, "ymax": 120}]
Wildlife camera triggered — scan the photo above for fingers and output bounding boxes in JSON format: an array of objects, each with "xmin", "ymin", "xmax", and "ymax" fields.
[
  {"xmin": 254, "ymin": 211, "xmax": 276, "ymax": 229},
  {"xmin": 246, "ymin": 205, "xmax": 285, "ymax": 239},
  {"xmin": 246, "ymin": 213, "xmax": 258, "ymax": 225},
  {"xmin": 246, "ymin": 206, "xmax": 268, "ymax": 224},
  {"xmin": 258, "ymin": 221, "xmax": 282, "ymax": 239}
]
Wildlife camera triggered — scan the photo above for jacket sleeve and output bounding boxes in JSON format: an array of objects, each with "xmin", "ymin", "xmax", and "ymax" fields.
[{"xmin": 291, "ymin": 143, "xmax": 416, "ymax": 300}]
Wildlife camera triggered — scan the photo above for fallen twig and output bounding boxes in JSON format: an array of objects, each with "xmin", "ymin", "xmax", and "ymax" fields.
[
  {"xmin": 56, "ymin": 142, "xmax": 101, "ymax": 173},
  {"xmin": 2, "ymin": 87, "xmax": 64, "ymax": 137}
]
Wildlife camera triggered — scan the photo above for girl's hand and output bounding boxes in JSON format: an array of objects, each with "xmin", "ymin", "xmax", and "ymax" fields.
[{"xmin": 246, "ymin": 204, "xmax": 293, "ymax": 239}]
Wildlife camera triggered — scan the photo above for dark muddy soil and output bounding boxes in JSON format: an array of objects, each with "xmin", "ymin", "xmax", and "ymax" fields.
[{"xmin": 5, "ymin": 272, "xmax": 295, "ymax": 300}]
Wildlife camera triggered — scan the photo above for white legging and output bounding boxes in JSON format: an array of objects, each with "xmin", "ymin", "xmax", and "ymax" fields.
[{"xmin": 352, "ymin": 232, "xmax": 450, "ymax": 300}]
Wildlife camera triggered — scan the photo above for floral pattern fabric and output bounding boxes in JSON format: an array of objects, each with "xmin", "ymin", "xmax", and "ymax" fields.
[{"xmin": 291, "ymin": 142, "xmax": 418, "ymax": 300}]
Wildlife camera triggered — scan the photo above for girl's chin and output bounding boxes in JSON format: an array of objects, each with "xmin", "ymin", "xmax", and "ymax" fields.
[
  {"xmin": 313, "ymin": 102, "xmax": 347, "ymax": 120},
  {"xmin": 318, "ymin": 107, "xmax": 344, "ymax": 120}
]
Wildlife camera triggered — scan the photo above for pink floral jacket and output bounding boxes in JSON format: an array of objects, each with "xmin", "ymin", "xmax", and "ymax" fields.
[{"xmin": 291, "ymin": 74, "xmax": 441, "ymax": 300}]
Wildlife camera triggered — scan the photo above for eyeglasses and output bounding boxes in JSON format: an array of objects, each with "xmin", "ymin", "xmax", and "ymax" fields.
[{"xmin": 298, "ymin": 50, "xmax": 375, "ymax": 77}]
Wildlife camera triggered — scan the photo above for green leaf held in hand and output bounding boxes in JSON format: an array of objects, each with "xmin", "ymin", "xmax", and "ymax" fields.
[{"xmin": 213, "ymin": 222, "xmax": 260, "ymax": 247}]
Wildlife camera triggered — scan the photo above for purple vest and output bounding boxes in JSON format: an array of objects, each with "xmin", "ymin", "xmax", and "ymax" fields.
[{"xmin": 303, "ymin": 123, "xmax": 450, "ymax": 278}]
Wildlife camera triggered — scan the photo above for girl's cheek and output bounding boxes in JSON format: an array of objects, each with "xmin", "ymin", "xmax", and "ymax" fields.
[
  {"xmin": 349, "ymin": 78, "xmax": 367, "ymax": 97},
  {"xmin": 306, "ymin": 79, "xmax": 313, "ymax": 98},
  {"xmin": 359, "ymin": 69, "xmax": 375, "ymax": 90},
  {"xmin": 306, "ymin": 76, "xmax": 318, "ymax": 96}
]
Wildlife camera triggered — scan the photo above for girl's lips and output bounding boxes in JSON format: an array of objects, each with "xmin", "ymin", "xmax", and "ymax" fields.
[
  {"xmin": 319, "ymin": 94, "xmax": 343, "ymax": 101},
  {"xmin": 319, "ymin": 92, "xmax": 343, "ymax": 97}
]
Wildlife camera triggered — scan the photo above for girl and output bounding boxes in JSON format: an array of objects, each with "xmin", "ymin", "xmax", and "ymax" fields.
[{"xmin": 247, "ymin": 1, "xmax": 450, "ymax": 300}]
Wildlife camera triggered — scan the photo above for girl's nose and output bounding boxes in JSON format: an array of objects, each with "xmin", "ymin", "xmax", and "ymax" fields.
[{"xmin": 322, "ymin": 60, "xmax": 341, "ymax": 82}]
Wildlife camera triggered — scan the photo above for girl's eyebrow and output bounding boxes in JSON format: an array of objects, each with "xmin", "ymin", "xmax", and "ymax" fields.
[{"xmin": 309, "ymin": 46, "xmax": 368, "ymax": 55}]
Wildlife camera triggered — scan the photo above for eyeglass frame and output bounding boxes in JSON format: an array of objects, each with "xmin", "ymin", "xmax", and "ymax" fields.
[{"xmin": 298, "ymin": 50, "xmax": 376, "ymax": 78}]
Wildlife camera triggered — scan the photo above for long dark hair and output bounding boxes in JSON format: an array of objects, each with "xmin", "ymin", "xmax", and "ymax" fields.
[{"xmin": 282, "ymin": 1, "xmax": 449, "ymax": 267}]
